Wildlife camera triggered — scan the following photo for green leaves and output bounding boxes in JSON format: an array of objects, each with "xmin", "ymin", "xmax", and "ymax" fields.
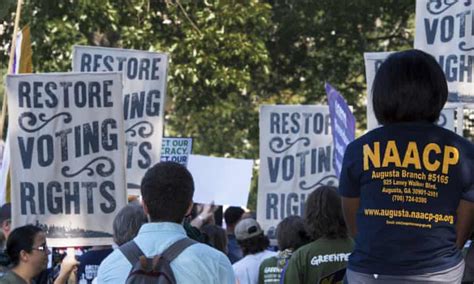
[{"xmin": 0, "ymin": 0, "xmax": 416, "ymax": 208}]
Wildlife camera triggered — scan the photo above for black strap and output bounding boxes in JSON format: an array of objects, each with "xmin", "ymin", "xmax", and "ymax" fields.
[
  {"xmin": 119, "ymin": 240, "xmax": 145, "ymax": 265},
  {"xmin": 161, "ymin": 238, "xmax": 197, "ymax": 262}
]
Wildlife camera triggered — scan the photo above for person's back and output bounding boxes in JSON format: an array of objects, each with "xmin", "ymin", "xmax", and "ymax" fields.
[
  {"xmin": 224, "ymin": 206, "xmax": 245, "ymax": 264},
  {"xmin": 284, "ymin": 186, "xmax": 354, "ymax": 284},
  {"xmin": 339, "ymin": 50, "xmax": 474, "ymax": 283},
  {"xmin": 258, "ymin": 216, "xmax": 310, "ymax": 284},
  {"xmin": 342, "ymin": 123, "xmax": 472, "ymax": 274},
  {"xmin": 77, "ymin": 246, "xmax": 113, "ymax": 283},
  {"xmin": 97, "ymin": 162, "xmax": 235, "ymax": 284},
  {"xmin": 284, "ymin": 237, "xmax": 353, "ymax": 284}
]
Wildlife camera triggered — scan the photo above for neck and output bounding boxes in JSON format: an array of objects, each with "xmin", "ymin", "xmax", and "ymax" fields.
[
  {"xmin": 12, "ymin": 265, "xmax": 34, "ymax": 283},
  {"xmin": 226, "ymin": 225, "xmax": 235, "ymax": 234}
]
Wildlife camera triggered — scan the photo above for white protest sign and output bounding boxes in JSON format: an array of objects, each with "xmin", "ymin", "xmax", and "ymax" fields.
[
  {"xmin": 187, "ymin": 155, "xmax": 253, "ymax": 207},
  {"xmin": 160, "ymin": 137, "xmax": 193, "ymax": 166},
  {"xmin": 257, "ymin": 105, "xmax": 337, "ymax": 239},
  {"xmin": 364, "ymin": 52, "xmax": 458, "ymax": 133},
  {"xmin": 72, "ymin": 46, "xmax": 168, "ymax": 195},
  {"xmin": 415, "ymin": 0, "xmax": 474, "ymax": 102},
  {"xmin": 6, "ymin": 72, "xmax": 127, "ymax": 247}
]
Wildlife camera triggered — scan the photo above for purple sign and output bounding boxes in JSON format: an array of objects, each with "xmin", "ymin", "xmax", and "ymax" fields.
[{"xmin": 325, "ymin": 83, "xmax": 356, "ymax": 177}]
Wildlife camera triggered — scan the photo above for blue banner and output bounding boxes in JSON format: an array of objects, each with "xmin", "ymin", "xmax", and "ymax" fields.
[{"xmin": 326, "ymin": 83, "xmax": 356, "ymax": 177}]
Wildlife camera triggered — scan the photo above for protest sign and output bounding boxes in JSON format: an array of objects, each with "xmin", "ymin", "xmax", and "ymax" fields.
[
  {"xmin": 160, "ymin": 137, "xmax": 193, "ymax": 166},
  {"xmin": 73, "ymin": 46, "xmax": 168, "ymax": 194},
  {"xmin": 187, "ymin": 155, "xmax": 253, "ymax": 207},
  {"xmin": 415, "ymin": 0, "xmax": 474, "ymax": 102},
  {"xmin": 326, "ymin": 83, "xmax": 355, "ymax": 177},
  {"xmin": 257, "ymin": 105, "xmax": 337, "ymax": 239},
  {"xmin": 364, "ymin": 52, "xmax": 458, "ymax": 133},
  {"xmin": 6, "ymin": 72, "xmax": 127, "ymax": 247}
]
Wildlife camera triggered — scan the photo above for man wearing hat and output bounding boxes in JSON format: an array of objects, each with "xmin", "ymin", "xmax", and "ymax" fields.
[{"xmin": 232, "ymin": 218, "xmax": 276, "ymax": 284}]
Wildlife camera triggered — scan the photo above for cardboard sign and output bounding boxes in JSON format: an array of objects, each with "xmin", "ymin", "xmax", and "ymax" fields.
[
  {"xmin": 6, "ymin": 72, "xmax": 127, "ymax": 246},
  {"xmin": 73, "ymin": 46, "xmax": 168, "ymax": 194}
]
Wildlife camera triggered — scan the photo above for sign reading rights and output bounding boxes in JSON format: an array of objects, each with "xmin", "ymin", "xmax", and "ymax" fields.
[
  {"xmin": 72, "ymin": 46, "xmax": 168, "ymax": 194},
  {"xmin": 6, "ymin": 73, "xmax": 127, "ymax": 247},
  {"xmin": 415, "ymin": 0, "xmax": 474, "ymax": 102},
  {"xmin": 257, "ymin": 105, "xmax": 337, "ymax": 239}
]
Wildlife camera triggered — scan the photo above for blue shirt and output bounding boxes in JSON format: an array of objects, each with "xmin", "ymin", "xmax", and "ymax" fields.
[
  {"xmin": 339, "ymin": 122, "xmax": 474, "ymax": 275},
  {"xmin": 97, "ymin": 222, "xmax": 235, "ymax": 284},
  {"xmin": 227, "ymin": 234, "xmax": 243, "ymax": 264}
]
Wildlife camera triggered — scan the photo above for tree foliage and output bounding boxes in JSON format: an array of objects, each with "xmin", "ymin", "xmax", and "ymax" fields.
[{"xmin": 0, "ymin": 0, "xmax": 415, "ymax": 209}]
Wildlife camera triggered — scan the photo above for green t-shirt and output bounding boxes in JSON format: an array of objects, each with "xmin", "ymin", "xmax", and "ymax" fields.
[
  {"xmin": 283, "ymin": 237, "xmax": 354, "ymax": 284},
  {"xmin": 258, "ymin": 249, "xmax": 292, "ymax": 284},
  {"xmin": 0, "ymin": 271, "xmax": 28, "ymax": 284}
]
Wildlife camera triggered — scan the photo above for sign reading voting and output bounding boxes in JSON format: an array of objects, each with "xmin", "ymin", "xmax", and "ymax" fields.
[
  {"xmin": 6, "ymin": 73, "xmax": 127, "ymax": 247},
  {"xmin": 364, "ymin": 52, "xmax": 456, "ymax": 132},
  {"xmin": 72, "ymin": 46, "xmax": 168, "ymax": 193},
  {"xmin": 326, "ymin": 83, "xmax": 355, "ymax": 177},
  {"xmin": 415, "ymin": 0, "xmax": 474, "ymax": 102},
  {"xmin": 160, "ymin": 137, "xmax": 193, "ymax": 166},
  {"xmin": 257, "ymin": 105, "xmax": 337, "ymax": 239}
]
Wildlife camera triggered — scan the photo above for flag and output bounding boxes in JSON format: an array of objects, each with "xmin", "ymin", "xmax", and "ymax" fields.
[{"xmin": 0, "ymin": 25, "xmax": 33, "ymax": 205}]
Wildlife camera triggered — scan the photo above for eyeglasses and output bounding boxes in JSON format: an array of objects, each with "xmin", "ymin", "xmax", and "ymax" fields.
[{"xmin": 31, "ymin": 243, "xmax": 48, "ymax": 252}]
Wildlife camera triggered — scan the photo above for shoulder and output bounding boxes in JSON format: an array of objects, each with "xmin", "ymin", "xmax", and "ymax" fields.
[
  {"xmin": 181, "ymin": 242, "xmax": 233, "ymax": 270},
  {"xmin": 97, "ymin": 249, "xmax": 131, "ymax": 283}
]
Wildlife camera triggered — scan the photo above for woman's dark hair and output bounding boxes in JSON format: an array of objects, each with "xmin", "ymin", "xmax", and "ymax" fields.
[
  {"xmin": 305, "ymin": 186, "xmax": 348, "ymax": 240},
  {"xmin": 237, "ymin": 234, "xmax": 270, "ymax": 256},
  {"xmin": 201, "ymin": 224, "xmax": 228, "ymax": 254},
  {"xmin": 372, "ymin": 49, "xmax": 447, "ymax": 125},
  {"xmin": 113, "ymin": 204, "xmax": 147, "ymax": 245},
  {"xmin": 276, "ymin": 216, "xmax": 310, "ymax": 251},
  {"xmin": 6, "ymin": 225, "xmax": 43, "ymax": 266}
]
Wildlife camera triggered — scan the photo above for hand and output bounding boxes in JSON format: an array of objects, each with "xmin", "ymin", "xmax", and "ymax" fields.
[
  {"xmin": 54, "ymin": 254, "xmax": 80, "ymax": 284},
  {"xmin": 199, "ymin": 202, "xmax": 218, "ymax": 221}
]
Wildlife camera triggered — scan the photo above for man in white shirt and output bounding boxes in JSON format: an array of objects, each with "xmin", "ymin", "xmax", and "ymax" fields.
[
  {"xmin": 97, "ymin": 162, "xmax": 235, "ymax": 284},
  {"xmin": 232, "ymin": 218, "xmax": 277, "ymax": 284}
]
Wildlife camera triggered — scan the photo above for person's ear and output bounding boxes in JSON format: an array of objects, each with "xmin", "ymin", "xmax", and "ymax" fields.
[{"xmin": 19, "ymin": 250, "xmax": 29, "ymax": 263}]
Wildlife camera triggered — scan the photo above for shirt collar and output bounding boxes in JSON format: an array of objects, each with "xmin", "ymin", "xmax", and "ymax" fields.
[{"xmin": 138, "ymin": 222, "xmax": 187, "ymax": 236}]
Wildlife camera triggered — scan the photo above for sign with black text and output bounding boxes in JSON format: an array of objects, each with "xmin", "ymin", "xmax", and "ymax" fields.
[
  {"xmin": 73, "ymin": 46, "xmax": 168, "ymax": 194},
  {"xmin": 257, "ymin": 105, "xmax": 337, "ymax": 239},
  {"xmin": 6, "ymin": 73, "xmax": 127, "ymax": 247},
  {"xmin": 415, "ymin": 0, "xmax": 474, "ymax": 102},
  {"xmin": 160, "ymin": 137, "xmax": 193, "ymax": 166}
]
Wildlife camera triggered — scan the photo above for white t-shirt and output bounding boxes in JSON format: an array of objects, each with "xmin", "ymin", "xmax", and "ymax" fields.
[{"xmin": 232, "ymin": 250, "xmax": 277, "ymax": 284}]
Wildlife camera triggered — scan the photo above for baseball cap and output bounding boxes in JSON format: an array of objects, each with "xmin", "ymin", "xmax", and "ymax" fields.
[{"xmin": 235, "ymin": 218, "xmax": 263, "ymax": 241}]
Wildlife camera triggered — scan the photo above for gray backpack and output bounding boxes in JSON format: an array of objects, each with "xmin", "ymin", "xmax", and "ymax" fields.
[{"xmin": 119, "ymin": 238, "xmax": 196, "ymax": 284}]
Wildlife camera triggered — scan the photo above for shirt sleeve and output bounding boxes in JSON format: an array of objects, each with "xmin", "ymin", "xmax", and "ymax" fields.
[{"xmin": 338, "ymin": 142, "xmax": 361, "ymax": 198}]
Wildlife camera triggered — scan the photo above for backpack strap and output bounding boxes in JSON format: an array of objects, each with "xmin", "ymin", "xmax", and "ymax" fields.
[
  {"xmin": 161, "ymin": 238, "xmax": 197, "ymax": 262},
  {"xmin": 119, "ymin": 240, "xmax": 145, "ymax": 265}
]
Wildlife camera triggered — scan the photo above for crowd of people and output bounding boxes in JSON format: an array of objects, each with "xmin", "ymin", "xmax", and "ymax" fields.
[{"xmin": 0, "ymin": 50, "xmax": 473, "ymax": 283}]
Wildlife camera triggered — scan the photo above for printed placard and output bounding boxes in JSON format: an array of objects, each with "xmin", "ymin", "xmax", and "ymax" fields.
[
  {"xmin": 73, "ymin": 46, "xmax": 168, "ymax": 194},
  {"xmin": 6, "ymin": 72, "xmax": 127, "ymax": 246},
  {"xmin": 257, "ymin": 105, "xmax": 337, "ymax": 239},
  {"xmin": 160, "ymin": 137, "xmax": 193, "ymax": 166},
  {"xmin": 415, "ymin": 0, "xmax": 474, "ymax": 102}
]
